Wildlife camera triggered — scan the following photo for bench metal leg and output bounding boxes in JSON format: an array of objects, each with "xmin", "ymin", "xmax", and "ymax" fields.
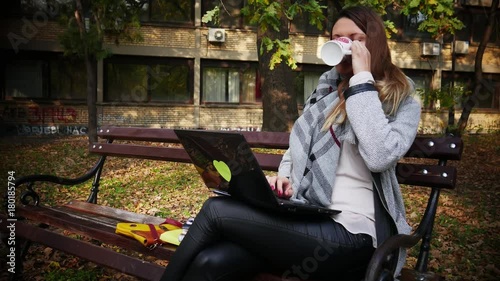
[
  {"xmin": 415, "ymin": 188, "xmax": 440, "ymax": 273},
  {"xmin": 86, "ymin": 156, "xmax": 107, "ymax": 204},
  {"xmin": 87, "ymin": 140, "xmax": 113, "ymax": 204},
  {"xmin": 415, "ymin": 158, "xmax": 448, "ymax": 274},
  {"xmin": 11, "ymin": 238, "xmax": 31, "ymax": 281}
]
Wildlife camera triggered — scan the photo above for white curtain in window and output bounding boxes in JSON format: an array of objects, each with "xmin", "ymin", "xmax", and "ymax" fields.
[
  {"xmin": 304, "ymin": 72, "xmax": 320, "ymax": 102},
  {"xmin": 203, "ymin": 68, "xmax": 226, "ymax": 102},
  {"xmin": 241, "ymin": 69, "xmax": 256, "ymax": 103},
  {"xmin": 227, "ymin": 70, "xmax": 240, "ymax": 103}
]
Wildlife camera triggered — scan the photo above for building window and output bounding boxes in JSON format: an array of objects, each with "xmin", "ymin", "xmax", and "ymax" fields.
[
  {"xmin": 445, "ymin": 11, "xmax": 471, "ymax": 43},
  {"xmin": 50, "ymin": 57, "xmax": 87, "ymax": 100},
  {"xmin": 104, "ymin": 56, "xmax": 193, "ymax": 103},
  {"xmin": 443, "ymin": 72, "xmax": 500, "ymax": 110},
  {"xmin": 3, "ymin": 52, "xmax": 86, "ymax": 100},
  {"xmin": 471, "ymin": 13, "xmax": 500, "ymax": 44},
  {"xmin": 402, "ymin": 69, "xmax": 433, "ymax": 107},
  {"xmin": 384, "ymin": 9, "xmax": 432, "ymax": 41},
  {"xmin": 402, "ymin": 12, "xmax": 432, "ymax": 40},
  {"xmin": 404, "ymin": 69, "xmax": 433, "ymax": 91},
  {"xmin": 5, "ymin": 60, "xmax": 45, "ymax": 98},
  {"xmin": 446, "ymin": 11, "xmax": 500, "ymax": 44},
  {"xmin": 293, "ymin": 72, "xmax": 322, "ymax": 105},
  {"xmin": 478, "ymin": 73, "xmax": 500, "ymax": 109},
  {"xmin": 441, "ymin": 71, "xmax": 473, "ymax": 107},
  {"xmin": 140, "ymin": 0, "xmax": 194, "ymax": 25},
  {"xmin": 201, "ymin": 61, "xmax": 258, "ymax": 103},
  {"xmin": 5, "ymin": 0, "xmax": 60, "ymax": 18},
  {"xmin": 289, "ymin": 0, "xmax": 329, "ymax": 35},
  {"xmin": 293, "ymin": 65, "xmax": 331, "ymax": 105},
  {"xmin": 202, "ymin": 0, "xmax": 328, "ymax": 31},
  {"xmin": 202, "ymin": 0, "xmax": 254, "ymax": 29}
]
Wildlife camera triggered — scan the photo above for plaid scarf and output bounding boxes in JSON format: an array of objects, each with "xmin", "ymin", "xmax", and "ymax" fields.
[{"xmin": 288, "ymin": 68, "xmax": 356, "ymax": 207}]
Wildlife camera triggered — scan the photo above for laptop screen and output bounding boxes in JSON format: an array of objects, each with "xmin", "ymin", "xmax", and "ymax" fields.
[{"xmin": 174, "ymin": 130, "xmax": 257, "ymax": 187}]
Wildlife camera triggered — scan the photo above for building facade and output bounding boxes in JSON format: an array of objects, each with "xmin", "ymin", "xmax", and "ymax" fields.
[{"xmin": 1, "ymin": 0, "xmax": 499, "ymax": 136}]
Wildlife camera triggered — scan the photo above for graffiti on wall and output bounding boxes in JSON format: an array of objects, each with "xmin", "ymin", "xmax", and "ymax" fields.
[
  {"xmin": 1, "ymin": 105, "xmax": 87, "ymax": 136},
  {"xmin": 1, "ymin": 106, "xmax": 80, "ymax": 124},
  {"xmin": 16, "ymin": 125, "xmax": 88, "ymax": 136}
]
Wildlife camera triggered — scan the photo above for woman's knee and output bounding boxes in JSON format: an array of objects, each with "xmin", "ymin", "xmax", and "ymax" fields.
[
  {"xmin": 186, "ymin": 242, "xmax": 261, "ymax": 280},
  {"xmin": 201, "ymin": 196, "xmax": 225, "ymax": 210},
  {"xmin": 199, "ymin": 196, "xmax": 238, "ymax": 218},
  {"xmin": 190, "ymin": 249, "xmax": 218, "ymax": 271}
]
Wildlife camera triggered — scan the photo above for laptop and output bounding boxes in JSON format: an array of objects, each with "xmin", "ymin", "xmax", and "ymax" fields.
[{"xmin": 174, "ymin": 129, "xmax": 340, "ymax": 216}]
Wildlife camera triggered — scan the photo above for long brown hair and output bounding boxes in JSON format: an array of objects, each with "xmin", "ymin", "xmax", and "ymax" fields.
[{"xmin": 322, "ymin": 6, "xmax": 412, "ymax": 130}]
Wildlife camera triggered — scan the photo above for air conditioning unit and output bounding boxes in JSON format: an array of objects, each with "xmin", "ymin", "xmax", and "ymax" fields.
[
  {"xmin": 421, "ymin": 42, "xmax": 440, "ymax": 56},
  {"xmin": 208, "ymin": 28, "xmax": 225, "ymax": 43},
  {"xmin": 454, "ymin": 40, "xmax": 469, "ymax": 54}
]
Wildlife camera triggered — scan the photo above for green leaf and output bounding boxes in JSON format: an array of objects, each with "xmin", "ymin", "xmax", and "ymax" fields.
[
  {"xmin": 286, "ymin": 3, "xmax": 299, "ymax": 20},
  {"xmin": 409, "ymin": 0, "xmax": 421, "ymax": 8},
  {"xmin": 202, "ymin": 6, "xmax": 219, "ymax": 24},
  {"xmin": 384, "ymin": 20, "xmax": 397, "ymax": 38}
]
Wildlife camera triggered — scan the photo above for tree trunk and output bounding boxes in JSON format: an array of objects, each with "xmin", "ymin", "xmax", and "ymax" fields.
[
  {"xmin": 447, "ymin": 34, "xmax": 457, "ymax": 133},
  {"xmin": 74, "ymin": 0, "xmax": 98, "ymax": 143},
  {"xmin": 85, "ymin": 56, "xmax": 98, "ymax": 143},
  {"xmin": 260, "ymin": 3, "xmax": 298, "ymax": 132},
  {"xmin": 457, "ymin": 0, "xmax": 498, "ymax": 135}
]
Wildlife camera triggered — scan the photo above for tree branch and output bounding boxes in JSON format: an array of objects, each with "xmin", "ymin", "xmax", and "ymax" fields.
[{"xmin": 74, "ymin": 0, "xmax": 86, "ymax": 38}]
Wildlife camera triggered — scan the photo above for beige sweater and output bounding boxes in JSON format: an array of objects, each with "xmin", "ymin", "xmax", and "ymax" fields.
[{"xmin": 330, "ymin": 142, "xmax": 377, "ymax": 248}]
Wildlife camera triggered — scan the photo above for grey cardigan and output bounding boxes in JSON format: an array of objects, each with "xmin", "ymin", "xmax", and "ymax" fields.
[{"xmin": 278, "ymin": 78, "xmax": 421, "ymax": 278}]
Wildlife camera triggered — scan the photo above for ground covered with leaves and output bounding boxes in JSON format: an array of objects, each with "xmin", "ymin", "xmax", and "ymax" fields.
[{"xmin": 0, "ymin": 133, "xmax": 498, "ymax": 280}]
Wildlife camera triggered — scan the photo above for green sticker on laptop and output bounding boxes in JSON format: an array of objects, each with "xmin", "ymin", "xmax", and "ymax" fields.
[{"xmin": 213, "ymin": 160, "xmax": 231, "ymax": 182}]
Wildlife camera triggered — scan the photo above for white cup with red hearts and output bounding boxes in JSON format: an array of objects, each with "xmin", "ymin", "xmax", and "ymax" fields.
[{"xmin": 320, "ymin": 37, "xmax": 353, "ymax": 66}]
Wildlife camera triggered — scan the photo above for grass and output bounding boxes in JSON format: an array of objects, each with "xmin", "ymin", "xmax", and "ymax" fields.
[
  {"xmin": 45, "ymin": 266, "xmax": 102, "ymax": 281},
  {"xmin": 0, "ymin": 133, "xmax": 499, "ymax": 280}
]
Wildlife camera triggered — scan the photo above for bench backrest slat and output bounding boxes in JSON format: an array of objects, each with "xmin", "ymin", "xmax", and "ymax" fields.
[
  {"xmin": 92, "ymin": 127, "xmax": 463, "ymax": 190},
  {"xmin": 98, "ymin": 126, "xmax": 290, "ymax": 149},
  {"xmin": 91, "ymin": 143, "xmax": 192, "ymax": 163},
  {"xmin": 405, "ymin": 136, "xmax": 463, "ymax": 160},
  {"xmin": 90, "ymin": 143, "xmax": 284, "ymax": 172},
  {"xmin": 396, "ymin": 164, "xmax": 457, "ymax": 189},
  {"xmin": 238, "ymin": 131, "xmax": 290, "ymax": 149},
  {"xmin": 98, "ymin": 127, "xmax": 180, "ymax": 143}
]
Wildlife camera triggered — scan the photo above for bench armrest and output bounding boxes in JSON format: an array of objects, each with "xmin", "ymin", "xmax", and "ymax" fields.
[
  {"xmin": 365, "ymin": 232, "xmax": 421, "ymax": 281},
  {"xmin": 365, "ymin": 186, "xmax": 442, "ymax": 281},
  {"xmin": 13, "ymin": 156, "xmax": 106, "ymax": 206}
]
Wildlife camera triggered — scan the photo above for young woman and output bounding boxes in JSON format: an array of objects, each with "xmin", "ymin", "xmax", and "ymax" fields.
[{"xmin": 161, "ymin": 6, "xmax": 421, "ymax": 281}]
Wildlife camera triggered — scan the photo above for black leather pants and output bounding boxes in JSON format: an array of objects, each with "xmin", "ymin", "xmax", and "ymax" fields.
[{"xmin": 160, "ymin": 197, "xmax": 375, "ymax": 281}]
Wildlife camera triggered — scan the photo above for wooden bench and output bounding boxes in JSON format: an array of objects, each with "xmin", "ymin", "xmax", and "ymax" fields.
[{"xmin": 2, "ymin": 126, "xmax": 463, "ymax": 281}]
